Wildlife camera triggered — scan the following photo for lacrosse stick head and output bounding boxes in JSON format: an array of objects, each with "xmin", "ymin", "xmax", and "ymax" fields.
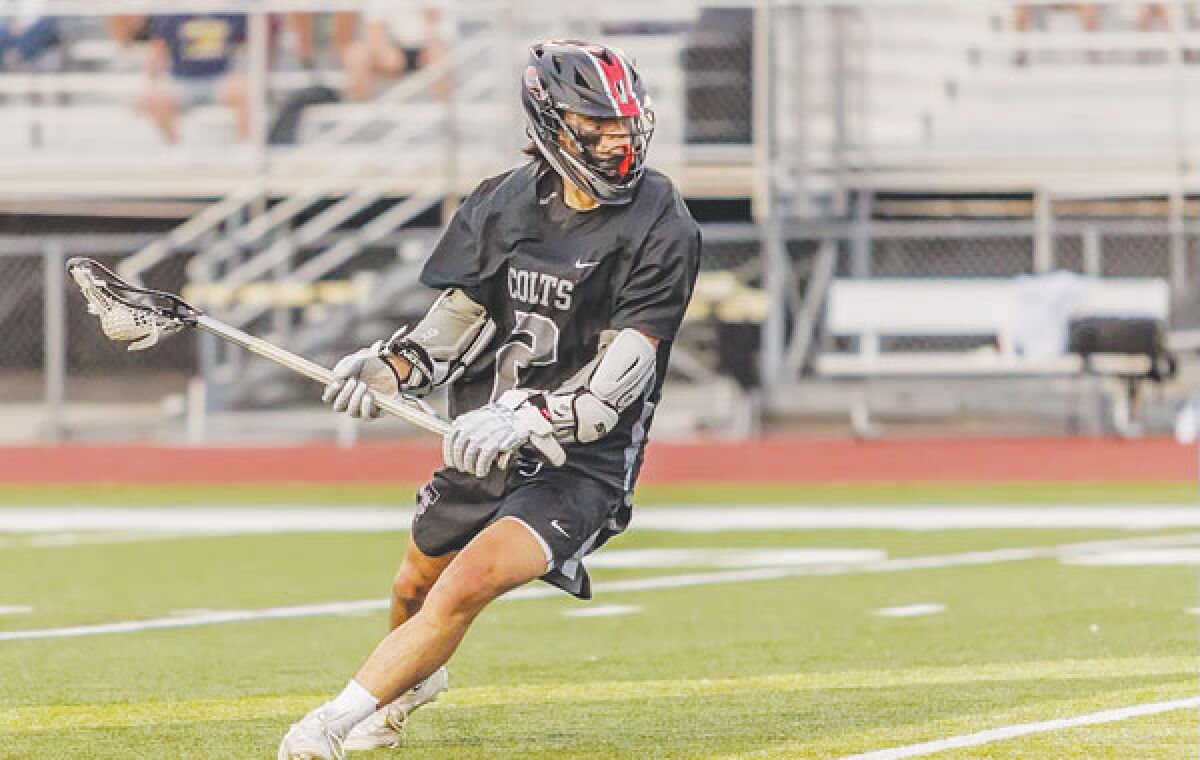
[{"xmin": 67, "ymin": 257, "xmax": 200, "ymax": 351}]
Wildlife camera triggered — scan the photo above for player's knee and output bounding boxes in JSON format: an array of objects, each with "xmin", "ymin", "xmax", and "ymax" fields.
[
  {"xmin": 423, "ymin": 560, "xmax": 503, "ymax": 626},
  {"xmin": 392, "ymin": 565, "xmax": 432, "ymax": 611}
]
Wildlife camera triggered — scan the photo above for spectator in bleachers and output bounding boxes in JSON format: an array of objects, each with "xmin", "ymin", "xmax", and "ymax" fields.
[
  {"xmin": 285, "ymin": 12, "xmax": 358, "ymax": 69},
  {"xmin": 1014, "ymin": 3, "xmax": 1101, "ymax": 31},
  {"xmin": 104, "ymin": 14, "xmax": 148, "ymax": 48},
  {"xmin": 0, "ymin": 0, "xmax": 60, "ymax": 72},
  {"xmin": 268, "ymin": 13, "xmax": 357, "ymax": 145},
  {"xmin": 341, "ymin": 1, "xmax": 453, "ymax": 101},
  {"xmin": 1136, "ymin": 3, "xmax": 1170, "ymax": 30},
  {"xmin": 139, "ymin": 13, "xmax": 249, "ymax": 144},
  {"xmin": 103, "ymin": 14, "xmax": 151, "ymax": 71}
]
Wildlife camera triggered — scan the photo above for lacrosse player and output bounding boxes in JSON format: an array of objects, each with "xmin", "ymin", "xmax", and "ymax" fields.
[{"xmin": 279, "ymin": 39, "xmax": 700, "ymax": 759}]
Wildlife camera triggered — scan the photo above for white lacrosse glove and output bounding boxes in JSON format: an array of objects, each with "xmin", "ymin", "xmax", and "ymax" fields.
[
  {"xmin": 322, "ymin": 339, "xmax": 401, "ymax": 419},
  {"xmin": 444, "ymin": 390, "xmax": 567, "ymax": 478}
]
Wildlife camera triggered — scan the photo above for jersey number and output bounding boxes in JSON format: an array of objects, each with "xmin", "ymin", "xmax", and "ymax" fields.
[{"xmin": 491, "ymin": 311, "xmax": 560, "ymax": 400}]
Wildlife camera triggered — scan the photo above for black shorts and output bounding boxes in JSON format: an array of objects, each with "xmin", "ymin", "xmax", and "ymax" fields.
[{"xmin": 411, "ymin": 465, "xmax": 623, "ymax": 599}]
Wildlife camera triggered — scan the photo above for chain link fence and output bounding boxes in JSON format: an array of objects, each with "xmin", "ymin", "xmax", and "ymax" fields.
[{"xmin": 0, "ymin": 240, "xmax": 195, "ymax": 406}]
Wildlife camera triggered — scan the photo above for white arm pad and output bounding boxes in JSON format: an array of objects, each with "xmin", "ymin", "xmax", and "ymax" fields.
[
  {"xmin": 537, "ymin": 328, "xmax": 657, "ymax": 444},
  {"xmin": 386, "ymin": 289, "xmax": 496, "ymax": 396}
]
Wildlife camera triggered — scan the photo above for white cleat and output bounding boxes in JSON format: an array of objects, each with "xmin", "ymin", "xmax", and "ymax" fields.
[
  {"xmin": 343, "ymin": 667, "xmax": 449, "ymax": 751},
  {"xmin": 278, "ymin": 707, "xmax": 346, "ymax": 760}
]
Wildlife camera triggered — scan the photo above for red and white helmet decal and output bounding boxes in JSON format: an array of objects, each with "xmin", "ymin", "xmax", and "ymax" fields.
[{"xmin": 585, "ymin": 45, "xmax": 642, "ymax": 118}]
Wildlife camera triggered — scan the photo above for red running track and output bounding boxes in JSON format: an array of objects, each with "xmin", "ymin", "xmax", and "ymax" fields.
[{"xmin": 0, "ymin": 437, "xmax": 1194, "ymax": 484}]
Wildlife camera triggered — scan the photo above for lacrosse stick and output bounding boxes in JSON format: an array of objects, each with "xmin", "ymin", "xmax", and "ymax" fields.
[{"xmin": 67, "ymin": 257, "xmax": 450, "ymax": 436}]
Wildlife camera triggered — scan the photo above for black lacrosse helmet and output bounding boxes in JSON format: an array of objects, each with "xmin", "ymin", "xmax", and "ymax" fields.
[{"xmin": 522, "ymin": 39, "xmax": 655, "ymax": 205}]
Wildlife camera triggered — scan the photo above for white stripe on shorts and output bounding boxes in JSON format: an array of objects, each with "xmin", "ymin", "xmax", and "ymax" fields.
[
  {"xmin": 501, "ymin": 516, "xmax": 554, "ymax": 574},
  {"xmin": 560, "ymin": 526, "xmax": 603, "ymax": 581}
]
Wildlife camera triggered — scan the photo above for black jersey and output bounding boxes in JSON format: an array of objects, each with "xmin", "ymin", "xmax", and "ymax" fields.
[{"xmin": 419, "ymin": 161, "xmax": 701, "ymax": 518}]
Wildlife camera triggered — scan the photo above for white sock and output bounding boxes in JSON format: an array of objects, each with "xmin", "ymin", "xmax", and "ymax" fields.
[{"xmin": 321, "ymin": 679, "xmax": 380, "ymax": 736}]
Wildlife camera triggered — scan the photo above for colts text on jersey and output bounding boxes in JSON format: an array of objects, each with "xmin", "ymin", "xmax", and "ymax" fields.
[{"xmin": 508, "ymin": 267, "xmax": 574, "ymax": 311}]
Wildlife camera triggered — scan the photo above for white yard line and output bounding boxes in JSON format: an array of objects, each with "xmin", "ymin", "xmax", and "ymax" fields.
[
  {"xmin": 0, "ymin": 605, "xmax": 32, "ymax": 616},
  {"xmin": 835, "ymin": 696, "xmax": 1200, "ymax": 759},
  {"xmin": 0, "ymin": 600, "xmax": 387, "ymax": 641},
  {"xmin": 2, "ymin": 506, "xmax": 1200, "ymax": 535},
  {"xmin": 1061, "ymin": 548, "xmax": 1200, "ymax": 565},
  {"xmin": 0, "ymin": 532, "xmax": 190, "ymax": 549},
  {"xmin": 634, "ymin": 507, "xmax": 1200, "ymax": 532},
  {"xmin": 586, "ymin": 548, "xmax": 885, "ymax": 568},
  {"xmin": 1, "ymin": 532, "xmax": 1193, "ymax": 643},
  {"xmin": 874, "ymin": 604, "xmax": 944, "ymax": 618},
  {"xmin": 562, "ymin": 604, "xmax": 641, "ymax": 618},
  {"xmin": 0, "ymin": 508, "xmax": 412, "ymax": 535}
]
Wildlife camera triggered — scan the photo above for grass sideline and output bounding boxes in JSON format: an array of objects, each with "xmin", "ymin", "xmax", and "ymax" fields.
[{"xmin": 0, "ymin": 481, "xmax": 1193, "ymax": 506}]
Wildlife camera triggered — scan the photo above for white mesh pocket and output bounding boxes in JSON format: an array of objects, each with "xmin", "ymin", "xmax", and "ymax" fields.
[{"xmin": 72, "ymin": 266, "xmax": 184, "ymax": 351}]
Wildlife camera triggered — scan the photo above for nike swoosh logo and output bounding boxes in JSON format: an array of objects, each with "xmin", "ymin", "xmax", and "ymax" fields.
[
  {"xmin": 574, "ymin": 260, "xmax": 600, "ymax": 270},
  {"xmin": 550, "ymin": 519, "xmax": 570, "ymax": 538},
  {"xmin": 539, "ymin": 192, "xmax": 557, "ymax": 206}
]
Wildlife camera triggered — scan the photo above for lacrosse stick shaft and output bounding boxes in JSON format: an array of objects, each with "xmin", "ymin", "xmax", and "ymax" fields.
[{"xmin": 194, "ymin": 315, "xmax": 450, "ymax": 436}]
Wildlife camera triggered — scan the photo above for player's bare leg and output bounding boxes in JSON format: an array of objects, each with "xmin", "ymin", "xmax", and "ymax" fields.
[
  {"xmin": 357, "ymin": 516, "xmax": 546, "ymax": 701},
  {"xmin": 389, "ymin": 536, "xmax": 455, "ymax": 629},
  {"xmin": 340, "ymin": 536, "xmax": 457, "ymax": 751},
  {"xmin": 279, "ymin": 518, "xmax": 546, "ymax": 759}
]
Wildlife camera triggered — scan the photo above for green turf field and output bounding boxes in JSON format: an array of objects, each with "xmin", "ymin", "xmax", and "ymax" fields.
[{"xmin": 0, "ymin": 484, "xmax": 1196, "ymax": 758}]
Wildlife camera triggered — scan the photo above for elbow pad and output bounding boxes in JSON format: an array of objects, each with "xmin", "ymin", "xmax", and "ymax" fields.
[
  {"xmin": 386, "ymin": 289, "xmax": 496, "ymax": 396},
  {"xmin": 536, "ymin": 328, "xmax": 657, "ymax": 444}
]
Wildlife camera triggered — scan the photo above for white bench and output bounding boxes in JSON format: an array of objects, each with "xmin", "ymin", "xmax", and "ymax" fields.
[
  {"xmin": 815, "ymin": 276, "xmax": 1173, "ymax": 436},
  {"xmin": 816, "ymin": 277, "xmax": 1169, "ymax": 377}
]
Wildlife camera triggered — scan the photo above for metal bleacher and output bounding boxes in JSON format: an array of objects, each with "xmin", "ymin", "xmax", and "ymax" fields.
[
  {"xmin": 6, "ymin": 3, "xmax": 1197, "ymax": 195},
  {"xmin": 9, "ymin": 1, "xmax": 1200, "ymax": 438},
  {"xmin": 758, "ymin": 2, "xmax": 1200, "ymax": 199}
]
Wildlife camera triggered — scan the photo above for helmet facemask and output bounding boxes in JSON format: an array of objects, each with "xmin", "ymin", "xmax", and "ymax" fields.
[
  {"xmin": 559, "ymin": 111, "xmax": 654, "ymax": 185},
  {"xmin": 521, "ymin": 41, "xmax": 656, "ymax": 206},
  {"xmin": 527, "ymin": 104, "xmax": 655, "ymax": 205}
]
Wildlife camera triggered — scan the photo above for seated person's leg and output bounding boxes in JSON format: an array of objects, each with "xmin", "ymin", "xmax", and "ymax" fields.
[
  {"xmin": 0, "ymin": 22, "xmax": 13, "ymax": 69},
  {"xmin": 330, "ymin": 12, "xmax": 359, "ymax": 59},
  {"xmin": 139, "ymin": 77, "xmax": 181, "ymax": 144},
  {"xmin": 1137, "ymin": 3, "xmax": 1169, "ymax": 31},
  {"xmin": 218, "ymin": 71, "xmax": 250, "ymax": 141},
  {"xmin": 105, "ymin": 15, "xmax": 145, "ymax": 47},
  {"xmin": 343, "ymin": 21, "xmax": 403, "ymax": 101},
  {"xmin": 1074, "ymin": 3, "xmax": 1101, "ymax": 31},
  {"xmin": 285, "ymin": 13, "xmax": 316, "ymax": 67},
  {"xmin": 15, "ymin": 18, "xmax": 59, "ymax": 68},
  {"xmin": 1014, "ymin": 4, "xmax": 1035, "ymax": 31},
  {"xmin": 418, "ymin": 38, "xmax": 450, "ymax": 98},
  {"xmin": 341, "ymin": 38, "xmax": 373, "ymax": 101},
  {"xmin": 366, "ymin": 21, "xmax": 406, "ymax": 78}
]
